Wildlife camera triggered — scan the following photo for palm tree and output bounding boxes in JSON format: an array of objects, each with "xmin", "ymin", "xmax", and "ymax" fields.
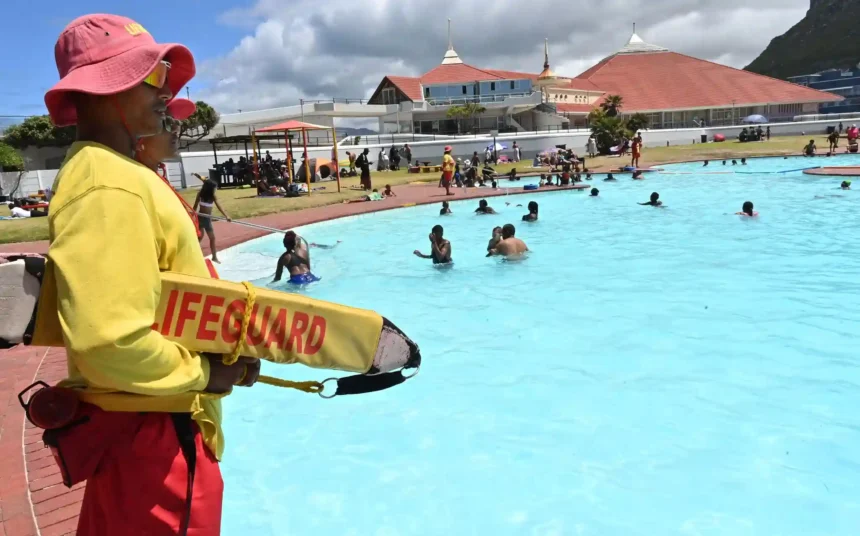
[{"xmin": 600, "ymin": 95, "xmax": 624, "ymax": 117}]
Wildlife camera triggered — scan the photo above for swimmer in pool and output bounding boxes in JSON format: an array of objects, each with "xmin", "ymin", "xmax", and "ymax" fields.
[
  {"xmin": 590, "ymin": 188, "xmax": 599, "ymax": 196},
  {"xmin": 638, "ymin": 192, "xmax": 663, "ymax": 207},
  {"xmin": 488, "ymin": 223, "xmax": 529, "ymax": 257},
  {"xmin": 632, "ymin": 170, "xmax": 644, "ymax": 180},
  {"xmin": 722, "ymin": 160, "xmax": 727, "ymax": 165},
  {"xmin": 841, "ymin": 180, "xmax": 851, "ymax": 189},
  {"xmin": 703, "ymin": 160, "xmax": 709, "ymax": 167},
  {"xmin": 522, "ymin": 201, "xmax": 538, "ymax": 222},
  {"xmin": 604, "ymin": 173, "xmax": 617, "ymax": 182},
  {"xmin": 475, "ymin": 199, "xmax": 497, "ymax": 214},
  {"xmin": 440, "ymin": 200, "xmax": 452, "ymax": 215},
  {"xmin": 309, "ymin": 241, "xmax": 341, "ymax": 249},
  {"xmin": 487, "ymin": 226, "xmax": 502, "ymax": 253},
  {"xmin": 736, "ymin": 201, "xmax": 757, "ymax": 216},
  {"xmin": 413, "ymin": 224, "xmax": 452, "ymax": 264},
  {"xmin": 732, "ymin": 159, "xmax": 737, "ymax": 165},
  {"xmin": 741, "ymin": 158, "xmax": 747, "ymax": 165},
  {"xmin": 273, "ymin": 230, "xmax": 320, "ymax": 284}
]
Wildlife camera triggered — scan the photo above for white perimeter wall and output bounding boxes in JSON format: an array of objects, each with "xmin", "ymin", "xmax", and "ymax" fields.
[{"xmin": 1, "ymin": 117, "xmax": 842, "ymax": 198}]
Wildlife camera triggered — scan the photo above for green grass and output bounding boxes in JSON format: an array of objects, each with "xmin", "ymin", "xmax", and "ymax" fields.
[{"xmin": 0, "ymin": 134, "xmax": 829, "ymax": 244}]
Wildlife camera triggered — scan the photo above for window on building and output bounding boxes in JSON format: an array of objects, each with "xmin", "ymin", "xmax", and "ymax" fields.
[
  {"xmin": 462, "ymin": 86, "xmax": 467, "ymax": 95},
  {"xmin": 491, "ymin": 82, "xmax": 496, "ymax": 91},
  {"xmin": 510, "ymin": 81, "xmax": 515, "ymax": 90},
  {"xmin": 424, "ymin": 87, "xmax": 429, "ymax": 98}
]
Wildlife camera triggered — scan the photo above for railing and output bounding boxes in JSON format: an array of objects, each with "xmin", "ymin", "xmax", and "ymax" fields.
[
  {"xmin": 299, "ymin": 98, "xmax": 373, "ymax": 105},
  {"xmin": 425, "ymin": 92, "xmax": 535, "ymax": 106}
]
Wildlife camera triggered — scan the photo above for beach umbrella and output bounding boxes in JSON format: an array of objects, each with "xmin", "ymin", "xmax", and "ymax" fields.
[
  {"xmin": 486, "ymin": 142, "xmax": 507, "ymax": 152},
  {"xmin": 742, "ymin": 114, "xmax": 768, "ymax": 124}
]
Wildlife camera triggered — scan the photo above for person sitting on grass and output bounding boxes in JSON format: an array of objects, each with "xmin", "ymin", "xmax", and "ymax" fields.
[
  {"xmin": 413, "ymin": 224, "xmax": 452, "ymax": 264},
  {"xmin": 7, "ymin": 200, "xmax": 48, "ymax": 218},
  {"xmin": 522, "ymin": 201, "xmax": 538, "ymax": 222},
  {"xmin": 639, "ymin": 192, "xmax": 663, "ymax": 207},
  {"xmin": 440, "ymin": 201, "xmax": 452, "ymax": 215},
  {"xmin": 383, "ymin": 184, "xmax": 396, "ymax": 197},
  {"xmin": 736, "ymin": 201, "xmax": 758, "ymax": 217},
  {"xmin": 475, "ymin": 199, "xmax": 497, "ymax": 214},
  {"xmin": 487, "ymin": 223, "xmax": 529, "ymax": 257}
]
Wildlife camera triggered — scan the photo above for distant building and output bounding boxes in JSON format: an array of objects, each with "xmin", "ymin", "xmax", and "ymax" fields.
[
  {"xmin": 788, "ymin": 68, "xmax": 860, "ymax": 114},
  {"xmin": 212, "ymin": 23, "xmax": 843, "ymax": 138}
]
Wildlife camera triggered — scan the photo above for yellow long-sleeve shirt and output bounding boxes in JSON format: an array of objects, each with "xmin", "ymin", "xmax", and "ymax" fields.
[{"xmin": 34, "ymin": 141, "xmax": 227, "ymax": 459}]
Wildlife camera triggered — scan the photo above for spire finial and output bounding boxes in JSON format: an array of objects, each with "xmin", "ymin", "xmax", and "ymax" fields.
[
  {"xmin": 633, "ymin": 22, "xmax": 636, "ymax": 34},
  {"xmin": 447, "ymin": 18, "xmax": 452, "ymax": 50},
  {"xmin": 543, "ymin": 38, "xmax": 550, "ymax": 70}
]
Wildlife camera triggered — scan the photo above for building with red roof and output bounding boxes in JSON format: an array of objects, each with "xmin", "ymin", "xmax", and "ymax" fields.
[{"xmin": 367, "ymin": 26, "xmax": 842, "ymax": 134}]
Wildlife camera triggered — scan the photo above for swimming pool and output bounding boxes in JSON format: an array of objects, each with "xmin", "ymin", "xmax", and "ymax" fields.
[{"xmin": 217, "ymin": 156, "xmax": 860, "ymax": 536}]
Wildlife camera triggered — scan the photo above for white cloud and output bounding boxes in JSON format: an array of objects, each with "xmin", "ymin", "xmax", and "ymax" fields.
[{"xmin": 197, "ymin": 0, "xmax": 809, "ymax": 113}]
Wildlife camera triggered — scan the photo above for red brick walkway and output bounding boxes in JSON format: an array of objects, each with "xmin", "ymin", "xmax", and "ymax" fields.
[{"xmin": 0, "ymin": 180, "xmax": 583, "ymax": 534}]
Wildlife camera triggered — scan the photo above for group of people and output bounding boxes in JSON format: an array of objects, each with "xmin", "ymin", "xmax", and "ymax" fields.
[{"xmin": 739, "ymin": 126, "xmax": 770, "ymax": 143}]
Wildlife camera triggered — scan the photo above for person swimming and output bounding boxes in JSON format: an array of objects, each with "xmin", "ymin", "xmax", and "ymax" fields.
[
  {"xmin": 273, "ymin": 230, "xmax": 320, "ymax": 284},
  {"xmin": 590, "ymin": 188, "xmax": 599, "ymax": 197},
  {"xmin": 741, "ymin": 158, "xmax": 747, "ymax": 165},
  {"xmin": 487, "ymin": 223, "xmax": 529, "ymax": 257},
  {"xmin": 731, "ymin": 159, "xmax": 737, "ymax": 165},
  {"xmin": 632, "ymin": 170, "xmax": 644, "ymax": 180},
  {"xmin": 703, "ymin": 160, "xmax": 709, "ymax": 167},
  {"xmin": 736, "ymin": 201, "xmax": 758, "ymax": 217},
  {"xmin": 440, "ymin": 200, "xmax": 452, "ymax": 215},
  {"xmin": 487, "ymin": 226, "xmax": 502, "ymax": 253},
  {"xmin": 522, "ymin": 201, "xmax": 538, "ymax": 222},
  {"xmin": 638, "ymin": 192, "xmax": 663, "ymax": 207},
  {"xmin": 413, "ymin": 224, "xmax": 452, "ymax": 264},
  {"xmin": 722, "ymin": 160, "xmax": 727, "ymax": 165},
  {"xmin": 604, "ymin": 173, "xmax": 617, "ymax": 182},
  {"xmin": 841, "ymin": 180, "xmax": 851, "ymax": 189},
  {"xmin": 475, "ymin": 199, "xmax": 497, "ymax": 214}
]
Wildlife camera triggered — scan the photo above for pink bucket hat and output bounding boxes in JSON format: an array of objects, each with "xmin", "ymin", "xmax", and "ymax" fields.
[
  {"xmin": 167, "ymin": 98, "xmax": 196, "ymax": 121},
  {"xmin": 44, "ymin": 14, "xmax": 196, "ymax": 127}
]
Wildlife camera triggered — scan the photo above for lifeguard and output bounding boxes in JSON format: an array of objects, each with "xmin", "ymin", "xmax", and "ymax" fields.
[{"xmin": 441, "ymin": 145, "xmax": 455, "ymax": 196}]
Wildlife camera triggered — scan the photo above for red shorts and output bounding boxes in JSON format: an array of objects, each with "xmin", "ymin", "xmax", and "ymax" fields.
[
  {"xmin": 442, "ymin": 171, "xmax": 453, "ymax": 185},
  {"xmin": 77, "ymin": 413, "xmax": 223, "ymax": 536}
]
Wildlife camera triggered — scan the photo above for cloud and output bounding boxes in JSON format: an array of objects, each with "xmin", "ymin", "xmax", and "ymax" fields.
[{"xmin": 197, "ymin": 0, "xmax": 809, "ymax": 112}]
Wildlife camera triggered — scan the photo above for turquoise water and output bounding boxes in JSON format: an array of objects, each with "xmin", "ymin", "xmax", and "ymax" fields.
[{"xmin": 217, "ymin": 156, "xmax": 860, "ymax": 536}]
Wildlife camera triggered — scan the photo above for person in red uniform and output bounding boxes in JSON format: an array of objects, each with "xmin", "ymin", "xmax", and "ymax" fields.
[{"xmin": 38, "ymin": 14, "xmax": 259, "ymax": 535}]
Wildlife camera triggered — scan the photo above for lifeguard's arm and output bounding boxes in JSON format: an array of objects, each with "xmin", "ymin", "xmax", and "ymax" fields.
[
  {"xmin": 273, "ymin": 253, "xmax": 289, "ymax": 282},
  {"xmin": 49, "ymin": 188, "xmax": 209, "ymax": 395}
]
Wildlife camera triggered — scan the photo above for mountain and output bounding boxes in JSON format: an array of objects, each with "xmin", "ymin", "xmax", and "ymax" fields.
[
  {"xmin": 745, "ymin": 0, "xmax": 860, "ymax": 79},
  {"xmin": 336, "ymin": 127, "xmax": 377, "ymax": 136}
]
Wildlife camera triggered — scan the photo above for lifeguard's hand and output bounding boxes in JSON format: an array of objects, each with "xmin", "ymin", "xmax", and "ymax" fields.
[{"xmin": 204, "ymin": 355, "xmax": 261, "ymax": 393}]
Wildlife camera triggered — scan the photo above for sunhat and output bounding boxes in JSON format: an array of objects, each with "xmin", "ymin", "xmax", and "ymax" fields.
[
  {"xmin": 166, "ymin": 97, "xmax": 196, "ymax": 120},
  {"xmin": 45, "ymin": 14, "xmax": 195, "ymax": 127},
  {"xmin": 444, "ymin": 146, "xmax": 452, "ymax": 152}
]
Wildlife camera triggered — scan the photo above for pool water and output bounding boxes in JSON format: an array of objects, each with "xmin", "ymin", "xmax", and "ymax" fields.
[{"xmin": 217, "ymin": 156, "xmax": 860, "ymax": 536}]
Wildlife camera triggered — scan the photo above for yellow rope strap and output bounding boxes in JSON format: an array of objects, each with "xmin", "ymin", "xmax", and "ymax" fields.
[{"xmin": 224, "ymin": 281, "xmax": 324, "ymax": 394}]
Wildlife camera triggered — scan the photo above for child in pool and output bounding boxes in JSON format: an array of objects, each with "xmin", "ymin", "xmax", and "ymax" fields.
[
  {"xmin": 735, "ymin": 201, "xmax": 758, "ymax": 216},
  {"xmin": 638, "ymin": 192, "xmax": 663, "ymax": 207},
  {"xmin": 440, "ymin": 201, "xmax": 452, "ymax": 215}
]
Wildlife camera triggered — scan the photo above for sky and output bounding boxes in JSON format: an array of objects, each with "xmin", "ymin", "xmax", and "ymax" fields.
[{"xmin": 1, "ymin": 0, "xmax": 811, "ymax": 122}]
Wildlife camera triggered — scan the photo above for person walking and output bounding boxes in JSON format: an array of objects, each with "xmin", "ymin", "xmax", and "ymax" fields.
[{"xmin": 356, "ymin": 148, "xmax": 372, "ymax": 190}]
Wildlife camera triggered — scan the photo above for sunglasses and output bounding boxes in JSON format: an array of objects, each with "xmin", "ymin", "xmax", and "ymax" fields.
[{"xmin": 143, "ymin": 60, "xmax": 171, "ymax": 89}]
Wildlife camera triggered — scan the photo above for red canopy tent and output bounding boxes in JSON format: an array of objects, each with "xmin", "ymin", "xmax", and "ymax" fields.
[{"xmin": 256, "ymin": 120, "xmax": 342, "ymax": 195}]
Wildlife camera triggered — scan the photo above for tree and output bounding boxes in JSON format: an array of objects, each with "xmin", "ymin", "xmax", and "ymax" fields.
[
  {"xmin": 3, "ymin": 115, "xmax": 75, "ymax": 149},
  {"xmin": 179, "ymin": 101, "xmax": 220, "ymax": 149},
  {"xmin": 460, "ymin": 102, "xmax": 486, "ymax": 132},
  {"xmin": 446, "ymin": 105, "xmax": 466, "ymax": 134},
  {"xmin": 588, "ymin": 108, "xmax": 631, "ymax": 155},
  {"xmin": 0, "ymin": 142, "xmax": 24, "ymax": 171},
  {"xmin": 600, "ymin": 94, "xmax": 624, "ymax": 118},
  {"xmin": 625, "ymin": 113, "xmax": 649, "ymax": 134}
]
